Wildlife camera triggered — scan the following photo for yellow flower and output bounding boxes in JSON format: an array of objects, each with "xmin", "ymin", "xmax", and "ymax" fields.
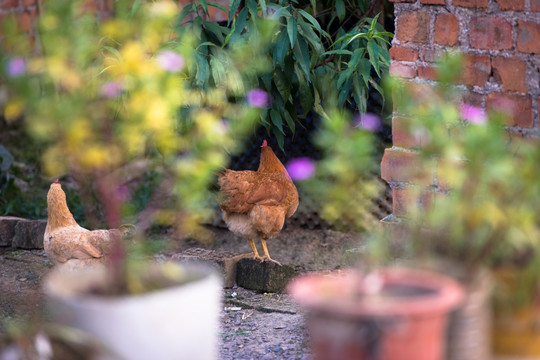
[{"xmin": 3, "ymin": 100, "xmax": 24, "ymax": 122}]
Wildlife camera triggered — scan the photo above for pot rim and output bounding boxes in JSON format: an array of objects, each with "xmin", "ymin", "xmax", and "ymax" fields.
[
  {"xmin": 288, "ymin": 267, "xmax": 465, "ymax": 318},
  {"xmin": 43, "ymin": 261, "xmax": 219, "ymax": 301}
]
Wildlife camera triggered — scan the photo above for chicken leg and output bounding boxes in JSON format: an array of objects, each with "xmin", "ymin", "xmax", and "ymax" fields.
[
  {"xmin": 261, "ymin": 239, "xmax": 282, "ymax": 266},
  {"xmin": 248, "ymin": 238, "xmax": 263, "ymax": 261}
]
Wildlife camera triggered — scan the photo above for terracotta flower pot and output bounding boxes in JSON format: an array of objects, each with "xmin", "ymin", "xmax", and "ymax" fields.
[{"xmin": 288, "ymin": 267, "xmax": 464, "ymax": 360}]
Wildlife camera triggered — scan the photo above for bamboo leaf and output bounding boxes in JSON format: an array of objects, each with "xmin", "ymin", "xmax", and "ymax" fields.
[
  {"xmin": 322, "ymin": 49, "xmax": 353, "ymax": 56},
  {"xmin": 282, "ymin": 108, "xmax": 296, "ymax": 133},
  {"xmin": 200, "ymin": 0, "xmax": 209, "ymax": 15},
  {"xmin": 367, "ymin": 40, "xmax": 380, "ymax": 77},
  {"xmin": 273, "ymin": 70, "xmax": 291, "ymax": 102}
]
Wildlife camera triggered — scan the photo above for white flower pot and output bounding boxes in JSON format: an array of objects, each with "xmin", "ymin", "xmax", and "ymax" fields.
[{"xmin": 44, "ymin": 262, "xmax": 222, "ymax": 360}]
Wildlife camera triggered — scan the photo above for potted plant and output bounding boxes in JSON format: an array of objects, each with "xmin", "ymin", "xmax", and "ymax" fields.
[
  {"xmin": 0, "ymin": 0, "xmax": 274, "ymax": 358},
  {"xmin": 384, "ymin": 53, "xmax": 540, "ymax": 358},
  {"xmin": 283, "ymin": 92, "xmax": 465, "ymax": 359}
]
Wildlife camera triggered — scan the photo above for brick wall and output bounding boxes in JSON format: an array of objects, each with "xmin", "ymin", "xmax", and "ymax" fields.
[{"xmin": 382, "ymin": 0, "xmax": 540, "ymax": 218}]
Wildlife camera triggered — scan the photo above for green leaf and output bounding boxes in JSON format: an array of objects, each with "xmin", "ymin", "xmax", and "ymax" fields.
[
  {"xmin": 273, "ymin": 70, "xmax": 291, "ymax": 102},
  {"xmin": 208, "ymin": 2, "xmax": 228, "ymax": 13},
  {"xmin": 273, "ymin": 127, "xmax": 285, "ymax": 150},
  {"xmin": 335, "ymin": 0, "xmax": 345, "ymax": 22},
  {"xmin": 298, "ymin": 19, "xmax": 323, "ymax": 56},
  {"xmin": 367, "ymin": 40, "xmax": 380, "ymax": 77},
  {"xmin": 294, "ymin": 36, "xmax": 310, "ymax": 82},
  {"xmin": 286, "ymin": 16, "xmax": 297, "ymax": 49},
  {"xmin": 357, "ymin": 58, "xmax": 371, "ymax": 87},
  {"xmin": 353, "ymin": 75, "xmax": 366, "ymax": 113},
  {"xmin": 204, "ymin": 21, "xmax": 225, "ymax": 43},
  {"xmin": 131, "ymin": 0, "xmax": 143, "ymax": 16},
  {"xmin": 298, "ymin": 84, "xmax": 314, "ymax": 116},
  {"xmin": 336, "ymin": 68, "xmax": 353, "ymax": 90},
  {"xmin": 273, "ymin": 30, "xmax": 289, "ymax": 67},
  {"xmin": 322, "ymin": 49, "xmax": 353, "ymax": 56},
  {"xmin": 197, "ymin": 41, "xmax": 219, "ymax": 49},
  {"xmin": 282, "ymin": 108, "xmax": 296, "ymax": 133},
  {"xmin": 298, "ymin": 9, "xmax": 322, "ymax": 34},
  {"xmin": 349, "ymin": 48, "xmax": 365, "ymax": 70},
  {"xmin": 200, "ymin": 0, "xmax": 209, "ymax": 15},
  {"xmin": 246, "ymin": 0, "xmax": 258, "ymax": 19},
  {"xmin": 210, "ymin": 56, "xmax": 226, "ymax": 85},
  {"xmin": 270, "ymin": 109, "xmax": 285, "ymax": 134},
  {"xmin": 260, "ymin": 0, "xmax": 267, "ymax": 13},
  {"xmin": 338, "ymin": 77, "xmax": 352, "ymax": 106},
  {"xmin": 228, "ymin": 0, "xmax": 242, "ymax": 26},
  {"xmin": 195, "ymin": 53, "xmax": 210, "ymax": 87},
  {"xmin": 230, "ymin": 8, "xmax": 249, "ymax": 43},
  {"xmin": 176, "ymin": 5, "xmax": 196, "ymax": 27}
]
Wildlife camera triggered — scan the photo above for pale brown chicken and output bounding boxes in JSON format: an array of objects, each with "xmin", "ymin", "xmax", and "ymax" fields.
[
  {"xmin": 218, "ymin": 140, "xmax": 299, "ymax": 265},
  {"xmin": 44, "ymin": 180, "xmax": 132, "ymax": 264}
]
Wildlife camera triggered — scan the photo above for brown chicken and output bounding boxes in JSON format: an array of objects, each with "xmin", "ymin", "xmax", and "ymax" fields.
[
  {"xmin": 44, "ymin": 180, "xmax": 133, "ymax": 264},
  {"xmin": 218, "ymin": 140, "xmax": 299, "ymax": 265}
]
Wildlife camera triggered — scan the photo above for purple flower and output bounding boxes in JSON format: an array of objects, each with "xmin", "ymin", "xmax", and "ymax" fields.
[
  {"xmin": 286, "ymin": 157, "xmax": 316, "ymax": 181},
  {"xmin": 246, "ymin": 89, "xmax": 271, "ymax": 108},
  {"xmin": 7, "ymin": 58, "xmax": 26, "ymax": 77},
  {"xmin": 355, "ymin": 113, "xmax": 382, "ymax": 132},
  {"xmin": 460, "ymin": 104, "xmax": 487, "ymax": 125},
  {"xmin": 100, "ymin": 81, "xmax": 123, "ymax": 98},
  {"xmin": 156, "ymin": 51, "xmax": 185, "ymax": 72}
]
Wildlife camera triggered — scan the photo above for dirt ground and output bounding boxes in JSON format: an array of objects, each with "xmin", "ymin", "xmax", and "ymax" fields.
[{"xmin": 0, "ymin": 225, "xmax": 365, "ymax": 359}]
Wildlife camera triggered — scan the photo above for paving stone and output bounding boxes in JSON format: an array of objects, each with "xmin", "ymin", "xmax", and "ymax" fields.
[
  {"xmin": 236, "ymin": 258, "xmax": 304, "ymax": 293},
  {"xmin": 12, "ymin": 219, "xmax": 46, "ymax": 249},
  {"xmin": 0, "ymin": 216, "xmax": 25, "ymax": 247}
]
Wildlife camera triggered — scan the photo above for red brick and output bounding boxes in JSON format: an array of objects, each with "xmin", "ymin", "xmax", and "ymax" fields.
[
  {"xmin": 22, "ymin": 0, "xmax": 37, "ymax": 6},
  {"xmin": 533, "ymin": 0, "xmax": 540, "ymax": 11},
  {"xmin": 495, "ymin": 0, "xmax": 524, "ymax": 10},
  {"xmin": 389, "ymin": 46, "xmax": 419, "ymax": 62},
  {"xmin": 389, "ymin": 62, "xmax": 417, "ymax": 79},
  {"xmin": 17, "ymin": 10, "xmax": 37, "ymax": 33},
  {"xmin": 392, "ymin": 186, "xmax": 434, "ymax": 217},
  {"xmin": 392, "ymin": 115, "xmax": 432, "ymax": 149},
  {"xmin": 469, "ymin": 17, "xmax": 512, "ymax": 50},
  {"xmin": 454, "ymin": 0, "xmax": 488, "ymax": 7},
  {"xmin": 420, "ymin": 0, "xmax": 445, "ymax": 4},
  {"xmin": 389, "ymin": 0, "xmax": 415, "ymax": 2},
  {"xmin": 491, "ymin": 56, "xmax": 528, "ymax": 93},
  {"xmin": 418, "ymin": 65, "xmax": 438, "ymax": 80},
  {"xmin": 462, "ymin": 92, "xmax": 485, "ymax": 108},
  {"xmin": 517, "ymin": 21, "xmax": 540, "ymax": 54},
  {"xmin": 381, "ymin": 148, "xmax": 434, "ymax": 185},
  {"xmin": 0, "ymin": 0, "xmax": 18, "ymax": 10},
  {"xmin": 419, "ymin": 47, "xmax": 440, "ymax": 63},
  {"xmin": 396, "ymin": 11, "xmax": 431, "ymax": 44},
  {"xmin": 460, "ymin": 54, "xmax": 491, "ymax": 87},
  {"xmin": 486, "ymin": 93, "xmax": 532, "ymax": 127},
  {"xmin": 434, "ymin": 14, "xmax": 459, "ymax": 46}
]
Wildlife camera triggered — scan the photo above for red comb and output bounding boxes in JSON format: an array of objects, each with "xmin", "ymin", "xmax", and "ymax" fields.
[
  {"xmin": 55, "ymin": 179, "xmax": 59, "ymax": 184},
  {"xmin": 261, "ymin": 139, "xmax": 268, "ymax": 147}
]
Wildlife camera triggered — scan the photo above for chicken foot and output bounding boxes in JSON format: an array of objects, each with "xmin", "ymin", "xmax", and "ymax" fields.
[
  {"xmin": 248, "ymin": 238, "xmax": 263, "ymax": 261},
  {"xmin": 261, "ymin": 239, "xmax": 282, "ymax": 266}
]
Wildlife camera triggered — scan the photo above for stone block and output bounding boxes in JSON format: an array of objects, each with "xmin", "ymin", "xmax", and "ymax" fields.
[
  {"xmin": 0, "ymin": 216, "xmax": 25, "ymax": 247},
  {"xmin": 236, "ymin": 258, "xmax": 303, "ymax": 293},
  {"xmin": 12, "ymin": 219, "xmax": 46, "ymax": 249},
  {"xmin": 171, "ymin": 248, "xmax": 251, "ymax": 288}
]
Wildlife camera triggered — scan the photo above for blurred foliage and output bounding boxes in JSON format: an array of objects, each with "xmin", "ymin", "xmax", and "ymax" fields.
[
  {"xmin": 176, "ymin": 0, "xmax": 392, "ymax": 149},
  {"xmin": 0, "ymin": 0, "xmax": 275, "ymax": 238},
  {"xmin": 386, "ymin": 52, "xmax": 540, "ymax": 308}
]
